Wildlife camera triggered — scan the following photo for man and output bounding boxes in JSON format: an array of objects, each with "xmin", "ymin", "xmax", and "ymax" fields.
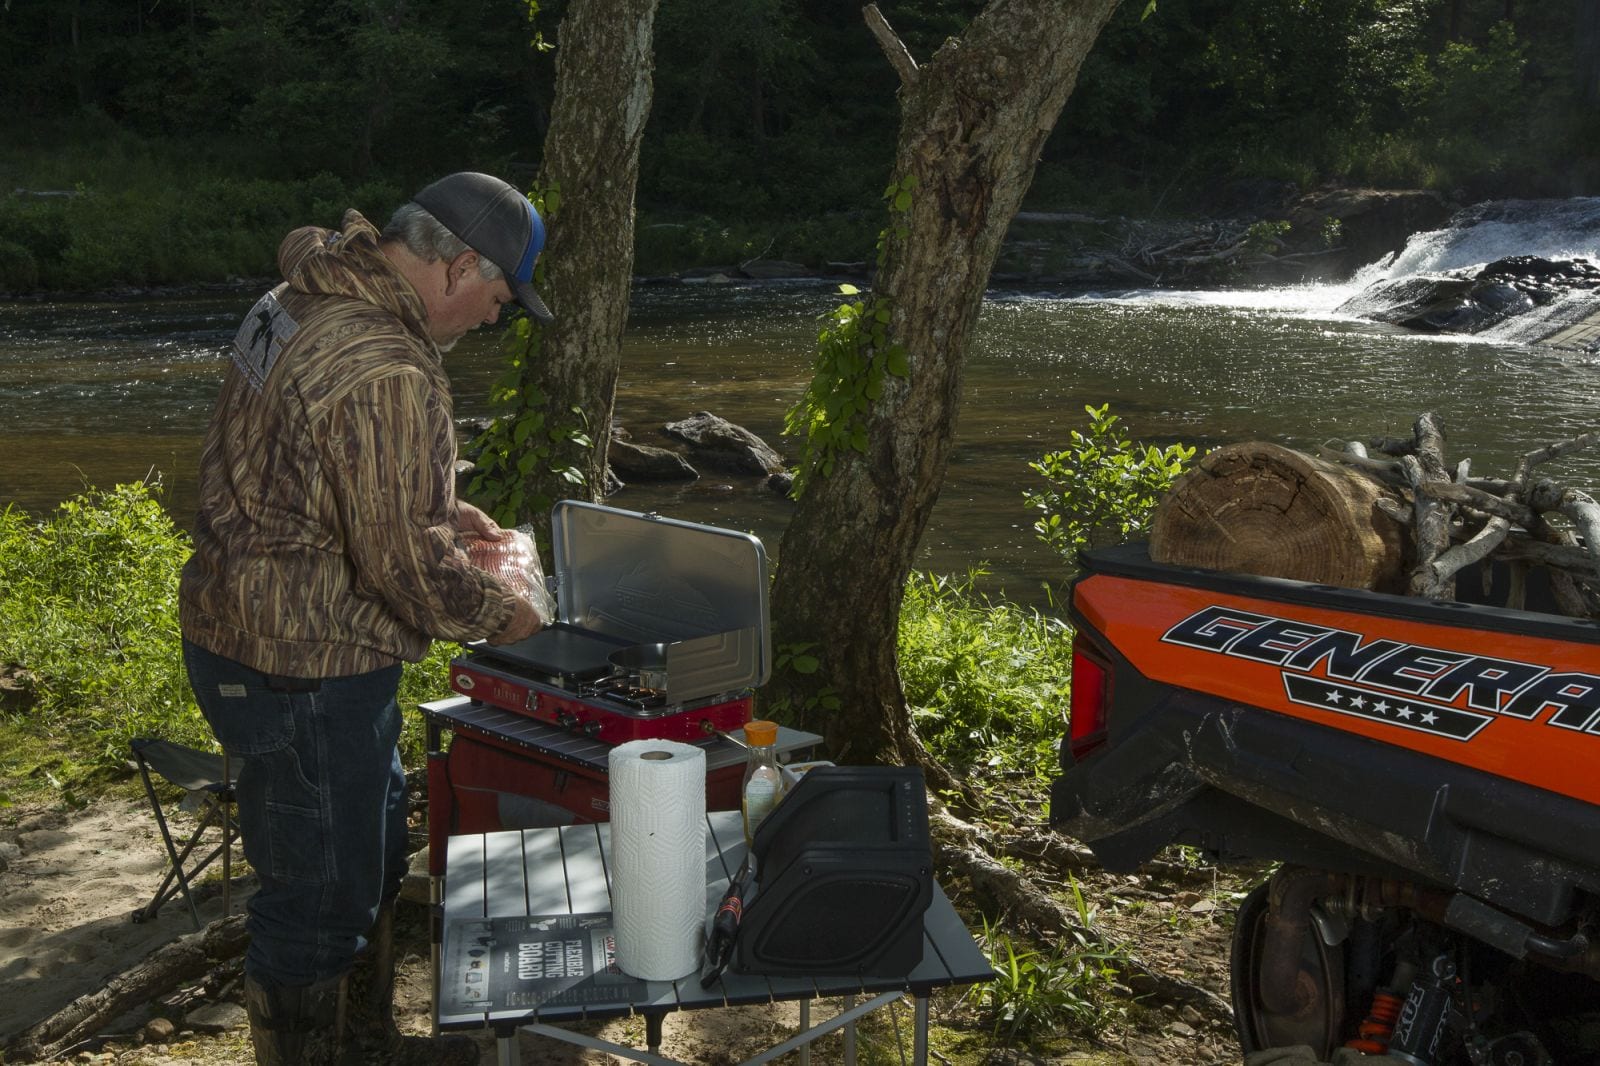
[{"xmin": 180, "ymin": 172, "xmax": 552, "ymax": 1064}]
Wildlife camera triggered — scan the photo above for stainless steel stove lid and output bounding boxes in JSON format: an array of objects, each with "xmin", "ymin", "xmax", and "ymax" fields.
[{"xmin": 550, "ymin": 501, "xmax": 771, "ymax": 693}]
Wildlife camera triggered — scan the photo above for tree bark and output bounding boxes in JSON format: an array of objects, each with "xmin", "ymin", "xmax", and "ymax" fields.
[
  {"xmin": 768, "ymin": 0, "xmax": 1120, "ymax": 764},
  {"xmin": 1150, "ymin": 441, "xmax": 1409, "ymax": 593},
  {"xmin": 6, "ymin": 914, "xmax": 248, "ymax": 1063},
  {"xmin": 514, "ymin": 0, "xmax": 659, "ymax": 520}
]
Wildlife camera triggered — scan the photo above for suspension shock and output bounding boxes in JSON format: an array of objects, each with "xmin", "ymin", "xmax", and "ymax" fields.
[{"xmin": 1345, "ymin": 989, "xmax": 1404, "ymax": 1054}]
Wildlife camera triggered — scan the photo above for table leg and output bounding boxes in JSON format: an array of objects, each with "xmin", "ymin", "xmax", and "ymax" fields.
[
  {"xmin": 646, "ymin": 1010, "xmax": 666, "ymax": 1054},
  {"xmin": 497, "ymin": 1029, "xmax": 517, "ymax": 1066},
  {"xmin": 429, "ymin": 873, "xmax": 441, "ymax": 1036},
  {"xmin": 842, "ymin": 994, "xmax": 856, "ymax": 1066},
  {"xmin": 914, "ymin": 994, "xmax": 929, "ymax": 1066},
  {"xmin": 799, "ymin": 999, "xmax": 810, "ymax": 1066}
]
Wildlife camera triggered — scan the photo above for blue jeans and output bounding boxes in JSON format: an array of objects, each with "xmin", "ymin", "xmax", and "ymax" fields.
[{"xmin": 182, "ymin": 640, "xmax": 409, "ymax": 988}]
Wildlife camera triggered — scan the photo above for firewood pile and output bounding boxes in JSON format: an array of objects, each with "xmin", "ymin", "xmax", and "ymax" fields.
[{"xmin": 1149, "ymin": 412, "xmax": 1600, "ymax": 618}]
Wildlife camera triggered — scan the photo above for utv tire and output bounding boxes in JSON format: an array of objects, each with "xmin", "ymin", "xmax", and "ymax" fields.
[{"xmin": 1230, "ymin": 879, "xmax": 1347, "ymax": 1059}]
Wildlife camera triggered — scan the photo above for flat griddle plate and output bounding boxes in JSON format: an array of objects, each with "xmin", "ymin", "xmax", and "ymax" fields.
[{"xmin": 469, "ymin": 624, "xmax": 632, "ymax": 680}]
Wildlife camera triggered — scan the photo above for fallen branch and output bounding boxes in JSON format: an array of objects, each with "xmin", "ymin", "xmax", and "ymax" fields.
[
  {"xmin": 7, "ymin": 914, "xmax": 248, "ymax": 1063},
  {"xmin": 1313, "ymin": 414, "xmax": 1600, "ymax": 615}
]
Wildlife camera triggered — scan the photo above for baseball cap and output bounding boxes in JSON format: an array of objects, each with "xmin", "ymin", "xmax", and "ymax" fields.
[{"xmin": 411, "ymin": 172, "xmax": 554, "ymax": 323}]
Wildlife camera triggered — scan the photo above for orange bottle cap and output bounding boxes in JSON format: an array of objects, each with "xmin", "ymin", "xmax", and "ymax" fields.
[{"xmin": 743, "ymin": 720, "xmax": 778, "ymax": 746}]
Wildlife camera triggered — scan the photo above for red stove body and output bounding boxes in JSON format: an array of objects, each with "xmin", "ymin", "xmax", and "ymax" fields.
[
  {"xmin": 448, "ymin": 501, "xmax": 770, "ymax": 746},
  {"xmin": 447, "ymin": 653, "xmax": 753, "ymax": 745}
]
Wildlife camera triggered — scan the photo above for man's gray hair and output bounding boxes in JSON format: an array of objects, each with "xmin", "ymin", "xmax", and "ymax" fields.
[{"xmin": 381, "ymin": 202, "xmax": 505, "ymax": 283}]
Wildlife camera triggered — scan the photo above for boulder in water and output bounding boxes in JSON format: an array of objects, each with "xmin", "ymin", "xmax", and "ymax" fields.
[
  {"xmin": 662, "ymin": 412, "xmax": 785, "ymax": 475},
  {"xmin": 1338, "ymin": 255, "xmax": 1600, "ymax": 338}
]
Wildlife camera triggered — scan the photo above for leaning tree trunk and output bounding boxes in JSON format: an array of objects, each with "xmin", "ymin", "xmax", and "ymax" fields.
[
  {"xmin": 513, "ymin": 0, "xmax": 659, "ymax": 520},
  {"xmin": 769, "ymin": 0, "xmax": 1121, "ymax": 765}
]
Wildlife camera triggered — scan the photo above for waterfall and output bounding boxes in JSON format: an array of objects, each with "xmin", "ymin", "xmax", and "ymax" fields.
[
  {"xmin": 1335, "ymin": 198, "xmax": 1600, "ymax": 347},
  {"xmin": 1352, "ymin": 197, "xmax": 1600, "ymax": 285}
]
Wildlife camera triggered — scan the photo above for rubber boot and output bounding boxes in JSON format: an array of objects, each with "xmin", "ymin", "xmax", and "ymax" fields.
[
  {"xmin": 243, "ymin": 973, "xmax": 340, "ymax": 1066},
  {"xmin": 340, "ymin": 900, "xmax": 477, "ymax": 1065}
]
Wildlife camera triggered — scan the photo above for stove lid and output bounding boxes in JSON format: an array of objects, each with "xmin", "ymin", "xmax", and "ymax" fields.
[{"xmin": 550, "ymin": 501, "xmax": 771, "ymax": 690}]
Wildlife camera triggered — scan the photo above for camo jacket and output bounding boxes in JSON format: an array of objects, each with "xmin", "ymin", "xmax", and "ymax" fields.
[{"xmin": 179, "ymin": 209, "xmax": 516, "ymax": 678}]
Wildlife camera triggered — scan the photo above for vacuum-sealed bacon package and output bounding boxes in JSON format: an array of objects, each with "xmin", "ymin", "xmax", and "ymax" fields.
[{"xmin": 461, "ymin": 529, "xmax": 555, "ymax": 627}]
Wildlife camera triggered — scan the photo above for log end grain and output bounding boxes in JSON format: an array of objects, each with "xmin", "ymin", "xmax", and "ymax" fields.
[{"xmin": 1150, "ymin": 441, "xmax": 1408, "ymax": 592}]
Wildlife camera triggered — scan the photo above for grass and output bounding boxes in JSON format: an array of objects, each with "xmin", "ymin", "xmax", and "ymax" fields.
[
  {"xmin": 898, "ymin": 569, "xmax": 1074, "ymax": 786},
  {"xmin": 0, "ymin": 480, "xmax": 460, "ymax": 802}
]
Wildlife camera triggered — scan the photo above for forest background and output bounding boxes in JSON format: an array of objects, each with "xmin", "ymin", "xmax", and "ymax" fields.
[{"xmin": 5, "ymin": 0, "xmax": 1600, "ymax": 294}]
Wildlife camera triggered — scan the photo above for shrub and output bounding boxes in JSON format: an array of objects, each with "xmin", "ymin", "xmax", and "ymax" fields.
[
  {"xmin": 898, "ymin": 570, "xmax": 1072, "ymax": 783},
  {"xmin": 0, "ymin": 481, "xmax": 457, "ymax": 780},
  {"xmin": 1024, "ymin": 403, "xmax": 1196, "ymax": 572},
  {"xmin": 0, "ymin": 482, "xmax": 204, "ymax": 768},
  {"xmin": 0, "ymin": 238, "xmax": 38, "ymax": 290}
]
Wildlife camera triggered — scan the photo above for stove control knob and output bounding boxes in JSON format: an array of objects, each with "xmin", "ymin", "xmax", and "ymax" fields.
[
  {"xmin": 557, "ymin": 712, "xmax": 579, "ymax": 729},
  {"xmin": 581, "ymin": 721, "xmax": 602, "ymax": 737}
]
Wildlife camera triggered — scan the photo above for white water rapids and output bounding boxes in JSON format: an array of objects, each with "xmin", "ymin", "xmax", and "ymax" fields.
[{"xmin": 1053, "ymin": 196, "xmax": 1600, "ymax": 335}]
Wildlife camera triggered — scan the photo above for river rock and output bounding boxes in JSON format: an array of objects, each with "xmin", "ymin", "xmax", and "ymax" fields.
[
  {"xmin": 141, "ymin": 1017, "xmax": 176, "ymax": 1043},
  {"xmin": 608, "ymin": 438, "xmax": 698, "ymax": 481},
  {"xmin": 661, "ymin": 413, "xmax": 785, "ymax": 476},
  {"xmin": 184, "ymin": 1001, "xmax": 247, "ymax": 1033},
  {"xmin": 1337, "ymin": 255, "xmax": 1600, "ymax": 336},
  {"xmin": 1285, "ymin": 187, "xmax": 1452, "ymax": 275}
]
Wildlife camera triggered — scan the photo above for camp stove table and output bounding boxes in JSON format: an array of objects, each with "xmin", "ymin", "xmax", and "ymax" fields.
[
  {"xmin": 420, "ymin": 696, "xmax": 820, "ymax": 850},
  {"xmin": 433, "ymin": 812, "xmax": 996, "ymax": 1066},
  {"xmin": 448, "ymin": 501, "xmax": 771, "ymax": 746}
]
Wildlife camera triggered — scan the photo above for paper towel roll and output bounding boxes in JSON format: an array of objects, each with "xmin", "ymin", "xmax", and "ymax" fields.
[{"xmin": 608, "ymin": 739, "xmax": 707, "ymax": 980}]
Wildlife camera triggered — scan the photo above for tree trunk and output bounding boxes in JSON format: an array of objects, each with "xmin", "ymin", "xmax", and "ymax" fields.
[
  {"xmin": 514, "ymin": 0, "xmax": 659, "ymax": 520},
  {"xmin": 768, "ymin": 0, "xmax": 1120, "ymax": 765},
  {"xmin": 1149, "ymin": 441, "xmax": 1409, "ymax": 593}
]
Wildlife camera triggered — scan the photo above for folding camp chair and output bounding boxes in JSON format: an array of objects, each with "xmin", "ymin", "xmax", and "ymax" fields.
[{"xmin": 129, "ymin": 737, "xmax": 240, "ymax": 930}]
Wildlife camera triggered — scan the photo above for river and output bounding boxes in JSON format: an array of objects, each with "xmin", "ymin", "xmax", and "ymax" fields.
[{"xmin": 5, "ymin": 207, "xmax": 1600, "ymax": 606}]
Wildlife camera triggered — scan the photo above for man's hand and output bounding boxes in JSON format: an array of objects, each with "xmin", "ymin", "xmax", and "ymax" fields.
[
  {"xmin": 487, "ymin": 595, "xmax": 542, "ymax": 645},
  {"xmin": 456, "ymin": 501, "xmax": 508, "ymax": 541}
]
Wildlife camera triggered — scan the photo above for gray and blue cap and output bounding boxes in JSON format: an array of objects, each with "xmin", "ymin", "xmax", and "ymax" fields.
[{"xmin": 412, "ymin": 171, "xmax": 553, "ymax": 323}]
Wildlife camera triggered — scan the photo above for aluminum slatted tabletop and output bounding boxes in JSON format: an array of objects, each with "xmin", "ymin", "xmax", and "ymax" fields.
[{"xmin": 435, "ymin": 811, "xmax": 995, "ymax": 1066}]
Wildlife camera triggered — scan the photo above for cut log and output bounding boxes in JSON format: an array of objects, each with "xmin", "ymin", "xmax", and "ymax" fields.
[{"xmin": 1150, "ymin": 441, "xmax": 1408, "ymax": 592}]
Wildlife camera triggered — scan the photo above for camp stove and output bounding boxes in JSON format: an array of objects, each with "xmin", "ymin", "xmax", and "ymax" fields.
[{"xmin": 448, "ymin": 502, "xmax": 770, "ymax": 746}]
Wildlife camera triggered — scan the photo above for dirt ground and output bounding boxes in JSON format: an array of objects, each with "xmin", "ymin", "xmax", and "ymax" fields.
[{"xmin": 0, "ymin": 794, "xmax": 1250, "ymax": 1065}]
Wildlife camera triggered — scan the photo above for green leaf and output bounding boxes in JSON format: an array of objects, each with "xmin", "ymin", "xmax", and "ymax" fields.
[
  {"xmin": 838, "ymin": 283, "xmax": 860, "ymax": 296},
  {"xmin": 893, "ymin": 190, "xmax": 912, "ymax": 211},
  {"xmin": 886, "ymin": 346, "xmax": 910, "ymax": 377},
  {"xmin": 791, "ymin": 654, "xmax": 820, "ymax": 674}
]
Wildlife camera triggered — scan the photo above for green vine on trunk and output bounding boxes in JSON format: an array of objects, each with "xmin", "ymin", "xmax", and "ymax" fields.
[
  {"xmin": 463, "ymin": 181, "xmax": 592, "ymax": 527},
  {"xmin": 781, "ymin": 174, "xmax": 916, "ymax": 497}
]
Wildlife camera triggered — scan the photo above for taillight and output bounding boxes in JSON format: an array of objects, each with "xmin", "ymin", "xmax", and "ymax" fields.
[{"xmin": 1068, "ymin": 641, "xmax": 1111, "ymax": 761}]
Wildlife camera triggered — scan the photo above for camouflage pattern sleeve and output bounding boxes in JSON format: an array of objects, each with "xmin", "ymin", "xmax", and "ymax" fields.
[{"xmin": 318, "ymin": 370, "xmax": 518, "ymax": 644}]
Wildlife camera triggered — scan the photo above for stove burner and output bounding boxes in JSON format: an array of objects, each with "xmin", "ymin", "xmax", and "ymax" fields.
[
  {"xmin": 577, "ymin": 672, "xmax": 669, "ymax": 711},
  {"xmin": 593, "ymin": 684, "xmax": 668, "ymax": 711}
]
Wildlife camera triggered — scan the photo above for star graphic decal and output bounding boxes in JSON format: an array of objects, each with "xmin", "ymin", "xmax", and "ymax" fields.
[
  {"xmin": 1348, "ymin": 694, "xmax": 1365, "ymax": 708},
  {"xmin": 1373, "ymin": 701, "xmax": 1390, "ymax": 715},
  {"xmin": 1324, "ymin": 689, "xmax": 1343, "ymax": 704},
  {"xmin": 1421, "ymin": 711, "xmax": 1439, "ymax": 725},
  {"xmin": 1395, "ymin": 706, "xmax": 1414, "ymax": 719}
]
